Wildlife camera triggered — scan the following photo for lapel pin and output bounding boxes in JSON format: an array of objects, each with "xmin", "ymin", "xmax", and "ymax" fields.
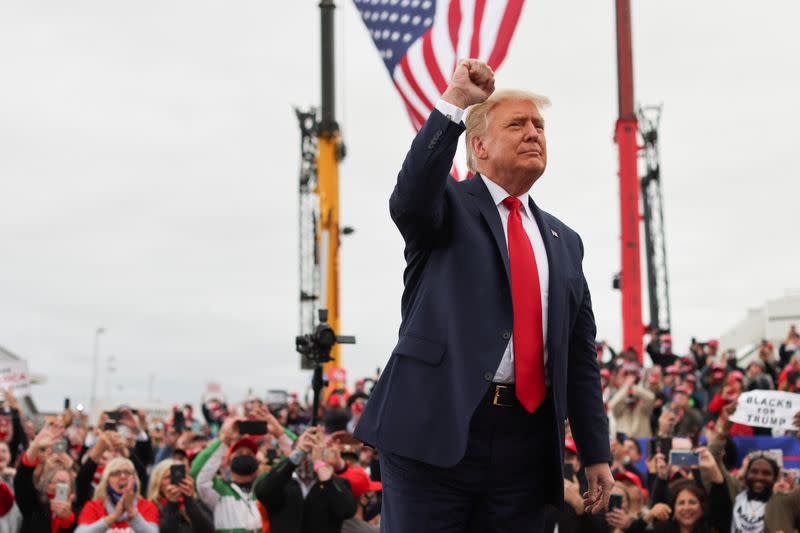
[{"xmin": 551, "ymin": 229, "xmax": 559, "ymax": 238}]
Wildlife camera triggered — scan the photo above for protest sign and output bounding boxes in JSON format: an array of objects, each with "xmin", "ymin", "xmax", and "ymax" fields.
[
  {"xmin": 730, "ymin": 390, "xmax": 799, "ymax": 430},
  {"xmin": 0, "ymin": 361, "xmax": 31, "ymax": 397}
]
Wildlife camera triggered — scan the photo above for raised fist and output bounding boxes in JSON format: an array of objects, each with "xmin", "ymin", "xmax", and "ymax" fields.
[{"xmin": 442, "ymin": 59, "xmax": 495, "ymax": 109}]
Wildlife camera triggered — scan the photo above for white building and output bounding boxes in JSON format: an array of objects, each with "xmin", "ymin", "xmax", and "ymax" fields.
[
  {"xmin": 0, "ymin": 345, "xmax": 43, "ymax": 416},
  {"xmin": 720, "ymin": 290, "xmax": 800, "ymax": 363}
]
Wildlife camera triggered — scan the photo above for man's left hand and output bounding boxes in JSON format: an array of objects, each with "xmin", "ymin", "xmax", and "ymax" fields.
[{"xmin": 582, "ymin": 463, "xmax": 614, "ymax": 514}]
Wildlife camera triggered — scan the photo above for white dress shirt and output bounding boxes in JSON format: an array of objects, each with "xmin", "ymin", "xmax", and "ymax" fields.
[{"xmin": 435, "ymin": 98, "xmax": 550, "ymax": 384}]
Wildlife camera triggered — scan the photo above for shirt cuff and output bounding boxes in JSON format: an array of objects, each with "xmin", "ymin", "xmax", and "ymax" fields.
[
  {"xmin": 435, "ymin": 98, "xmax": 465, "ymax": 124},
  {"xmin": 288, "ymin": 449, "xmax": 306, "ymax": 466},
  {"xmin": 21, "ymin": 452, "xmax": 39, "ymax": 468}
]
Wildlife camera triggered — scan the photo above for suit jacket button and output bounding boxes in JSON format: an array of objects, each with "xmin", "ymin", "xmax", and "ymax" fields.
[
  {"xmin": 483, "ymin": 372, "xmax": 494, "ymax": 382},
  {"xmin": 502, "ymin": 330, "xmax": 512, "ymax": 340}
]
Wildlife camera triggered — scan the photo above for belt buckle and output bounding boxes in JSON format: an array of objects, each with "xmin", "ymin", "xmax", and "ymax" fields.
[{"xmin": 492, "ymin": 385, "xmax": 513, "ymax": 407}]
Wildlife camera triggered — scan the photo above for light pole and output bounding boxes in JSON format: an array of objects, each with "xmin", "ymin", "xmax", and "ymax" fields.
[
  {"xmin": 105, "ymin": 355, "xmax": 116, "ymax": 401},
  {"xmin": 90, "ymin": 327, "xmax": 105, "ymax": 413}
]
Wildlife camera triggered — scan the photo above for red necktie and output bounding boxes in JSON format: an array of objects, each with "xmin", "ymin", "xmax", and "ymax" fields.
[{"xmin": 502, "ymin": 196, "xmax": 545, "ymax": 413}]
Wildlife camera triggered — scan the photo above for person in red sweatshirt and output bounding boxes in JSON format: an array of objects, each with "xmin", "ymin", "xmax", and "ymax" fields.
[
  {"xmin": 0, "ymin": 480, "xmax": 13, "ymax": 518},
  {"xmin": 76, "ymin": 457, "xmax": 158, "ymax": 533}
]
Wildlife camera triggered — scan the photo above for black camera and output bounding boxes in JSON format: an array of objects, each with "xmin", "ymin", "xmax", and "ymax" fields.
[
  {"xmin": 296, "ymin": 309, "xmax": 355, "ymax": 368},
  {"xmin": 295, "ymin": 309, "xmax": 356, "ymax": 426}
]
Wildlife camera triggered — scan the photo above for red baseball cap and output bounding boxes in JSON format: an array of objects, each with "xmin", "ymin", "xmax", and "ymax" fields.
[
  {"xmin": 338, "ymin": 466, "xmax": 382, "ymax": 498},
  {"xmin": 327, "ymin": 394, "xmax": 343, "ymax": 408},
  {"xmin": 600, "ymin": 368, "xmax": 611, "ymax": 379},
  {"xmin": 665, "ymin": 365, "xmax": 681, "ymax": 375},
  {"xmin": 727, "ymin": 371, "xmax": 744, "ymax": 384},
  {"xmin": 708, "ymin": 339, "xmax": 719, "ymax": 347},
  {"xmin": 226, "ymin": 435, "xmax": 259, "ymax": 461},
  {"xmin": 673, "ymin": 385, "xmax": 690, "ymax": 395},
  {"xmin": 614, "ymin": 470, "xmax": 648, "ymax": 499}
]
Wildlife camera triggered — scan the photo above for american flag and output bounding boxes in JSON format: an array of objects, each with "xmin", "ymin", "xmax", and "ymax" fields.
[{"xmin": 353, "ymin": 0, "xmax": 526, "ymax": 179}]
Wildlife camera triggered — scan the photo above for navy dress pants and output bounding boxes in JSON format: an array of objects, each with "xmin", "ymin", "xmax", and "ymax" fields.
[{"xmin": 379, "ymin": 391, "xmax": 558, "ymax": 533}]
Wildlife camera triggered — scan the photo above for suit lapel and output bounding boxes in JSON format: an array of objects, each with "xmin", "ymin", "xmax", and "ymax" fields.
[
  {"xmin": 465, "ymin": 175, "xmax": 510, "ymax": 282},
  {"xmin": 528, "ymin": 197, "xmax": 564, "ymax": 375}
]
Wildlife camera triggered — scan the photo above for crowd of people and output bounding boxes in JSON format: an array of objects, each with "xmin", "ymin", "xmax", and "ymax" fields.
[
  {"xmin": 551, "ymin": 324, "xmax": 800, "ymax": 532},
  {"xmin": 0, "ymin": 325, "xmax": 797, "ymax": 532},
  {"xmin": 0, "ymin": 382, "xmax": 381, "ymax": 533}
]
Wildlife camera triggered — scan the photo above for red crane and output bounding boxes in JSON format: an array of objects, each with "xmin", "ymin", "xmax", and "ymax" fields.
[{"xmin": 614, "ymin": 0, "xmax": 644, "ymax": 359}]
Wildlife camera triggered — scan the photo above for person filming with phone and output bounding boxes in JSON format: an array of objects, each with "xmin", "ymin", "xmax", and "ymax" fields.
[
  {"xmin": 637, "ymin": 445, "xmax": 731, "ymax": 532},
  {"xmin": 254, "ymin": 424, "xmax": 357, "ymax": 533},
  {"xmin": 13, "ymin": 422, "xmax": 78, "ymax": 532},
  {"xmin": 192, "ymin": 405, "xmax": 295, "ymax": 532},
  {"xmin": 74, "ymin": 412, "xmax": 145, "ymax": 512},
  {"xmin": 191, "ymin": 416, "xmax": 264, "ymax": 532},
  {"xmin": 147, "ymin": 458, "xmax": 214, "ymax": 533}
]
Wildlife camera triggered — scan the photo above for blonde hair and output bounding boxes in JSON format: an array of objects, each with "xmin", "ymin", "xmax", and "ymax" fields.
[
  {"xmin": 94, "ymin": 457, "xmax": 140, "ymax": 502},
  {"xmin": 464, "ymin": 89, "xmax": 551, "ymax": 172},
  {"xmin": 147, "ymin": 459, "xmax": 176, "ymax": 501},
  {"xmin": 36, "ymin": 466, "xmax": 74, "ymax": 504}
]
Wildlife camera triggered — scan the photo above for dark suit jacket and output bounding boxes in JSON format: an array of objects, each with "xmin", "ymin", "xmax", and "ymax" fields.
[
  {"xmin": 255, "ymin": 459, "xmax": 357, "ymax": 533},
  {"xmin": 353, "ymin": 108, "xmax": 611, "ymax": 490}
]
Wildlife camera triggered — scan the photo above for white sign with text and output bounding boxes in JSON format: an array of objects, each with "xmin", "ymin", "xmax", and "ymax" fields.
[
  {"xmin": 730, "ymin": 390, "xmax": 799, "ymax": 430},
  {"xmin": 0, "ymin": 360, "xmax": 31, "ymax": 397}
]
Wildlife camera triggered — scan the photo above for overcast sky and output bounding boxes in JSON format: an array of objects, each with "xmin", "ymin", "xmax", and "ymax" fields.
[{"xmin": 1, "ymin": 1, "xmax": 798, "ymax": 412}]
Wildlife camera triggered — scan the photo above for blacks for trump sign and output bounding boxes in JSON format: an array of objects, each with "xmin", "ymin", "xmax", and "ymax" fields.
[{"xmin": 730, "ymin": 390, "xmax": 799, "ymax": 430}]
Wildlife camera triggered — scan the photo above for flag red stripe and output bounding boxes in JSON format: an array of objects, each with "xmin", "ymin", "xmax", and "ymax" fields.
[
  {"xmin": 470, "ymin": 0, "xmax": 487, "ymax": 58},
  {"xmin": 393, "ymin": 80, "xmax": 427, "ymax": 130},
  {"xmin": 447, "ymin": 0, "xmax": 462, "ymax": 55},
  {"xmin": 423, "ymin": 31, "xmax": 449, "ymax": 93},
  {"xmin": 486, "ymin": 0, "xmax": 525, "ymax": 69},
  {"xmin": 400, "ymin": 56, "xmax": 435, "ymax": 111}
]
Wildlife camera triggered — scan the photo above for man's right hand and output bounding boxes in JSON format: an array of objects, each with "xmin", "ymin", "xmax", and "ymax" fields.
[
  {"xmin": 653, "ymin": 453, "xmax": 669, "ymax": 480},
  {"xmin": 657, "ymin": 410, "xmax": 676, "ymax": 436},
  {"xmin": 441, "ymin": 59, "xmax": 495, "ymax": 109},
  {"xmin": 218, "ymin": 416, "xmax": 240, "ymax": 447},
  {"xmin": 296, "ymin": 426, "xmax": 322, "ymax": 454}
]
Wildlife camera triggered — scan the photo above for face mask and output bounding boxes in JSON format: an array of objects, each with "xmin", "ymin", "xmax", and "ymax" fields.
[
  {"xmin": 230, "ymin": 455, "xmax": 259, "ymax": 476},
  {"xmin": 236, "ymin": 481, "xmax": 254, "ymax": 493},
  {"xmin": 107, "ymin": 482, "xmax": 137, "ymax": 505},
  {"xmin": 362, "ymin": 495, "xmax": 381, "ymax": 522},
  {"xmin": 108, "ymin": 486, "xmax": 123, "ymax": 505}
]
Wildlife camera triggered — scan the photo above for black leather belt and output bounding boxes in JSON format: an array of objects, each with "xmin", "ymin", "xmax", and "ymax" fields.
[{"xmin": 487, "ymin": 383, "xmax": 517, "ymax": 407}]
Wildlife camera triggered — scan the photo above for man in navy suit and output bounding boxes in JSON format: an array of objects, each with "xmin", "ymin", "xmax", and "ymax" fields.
[{"xmin": 354, "ymin": 59, "xmax": 614, "ymax": 532}]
